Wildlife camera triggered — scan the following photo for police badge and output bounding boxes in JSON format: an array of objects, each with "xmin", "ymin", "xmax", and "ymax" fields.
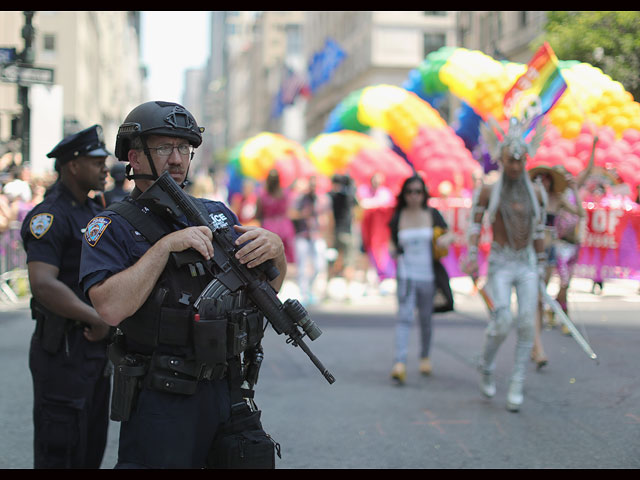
[
  {"xmin": 85, "ymin": 217, "xmax": 111, "ymax": 247},
  {"xmin": 30, "ymin": 213, "xmax": 54, "ymax": 239}
]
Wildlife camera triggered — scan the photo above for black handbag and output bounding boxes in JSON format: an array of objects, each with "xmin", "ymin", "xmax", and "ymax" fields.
[
  {"xmin": 208, "ymin": 405, "xmax": 280, "ymax": 469},
  {"xmin": 207, "ymin": 355, "xmax": 280, "ymax": 469}
]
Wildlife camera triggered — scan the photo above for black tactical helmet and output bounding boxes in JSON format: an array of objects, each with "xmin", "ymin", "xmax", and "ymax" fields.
[{"xmin": 114, "ymin": 100, "xmax": 204, "ymax": 162}]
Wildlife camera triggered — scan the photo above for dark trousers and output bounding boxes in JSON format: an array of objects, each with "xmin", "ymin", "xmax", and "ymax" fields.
[
  {"xmin": 115, "ymin": 378, "xmax": 231, "ymax": 469},
  {"xmin": 29, "ymin": 328, "xmax": 110, "ymax": 469}
]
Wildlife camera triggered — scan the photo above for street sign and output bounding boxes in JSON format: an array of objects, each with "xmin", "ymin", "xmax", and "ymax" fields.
[
  {"xmin": 0, "ymin": 47, "xmax": 17, "ymax": 64},
  {"xmin": 0, "ymin": 63, "xmax": 54, "ymax": 86}
]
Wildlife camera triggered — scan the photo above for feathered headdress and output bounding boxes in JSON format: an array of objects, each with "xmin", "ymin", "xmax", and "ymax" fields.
[
  {"xmin": 480, "ymin": 114, "xmax": 546, "ymax": 162},
  {"xmin": 482, "ymin": 114, "xmax": 547, "ymax": 224}
]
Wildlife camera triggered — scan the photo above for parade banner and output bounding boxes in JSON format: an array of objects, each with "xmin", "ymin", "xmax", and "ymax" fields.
[{"xmin": 428, "ymin": 196, "xmax": 640, "ymax": 281}]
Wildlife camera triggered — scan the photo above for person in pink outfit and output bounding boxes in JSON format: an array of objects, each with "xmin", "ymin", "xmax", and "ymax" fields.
[{"xmin": 256, "ymin": 169, "xmax": 296, "ymax": 263}]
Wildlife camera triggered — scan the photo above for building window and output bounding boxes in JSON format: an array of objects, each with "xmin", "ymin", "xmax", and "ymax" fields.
[
  {"xmin": 423, "ymin": 33, "xmax": 445, "ymax": 57},
  {"xmin": 43, "ymin": 34, "xmax": 55, "ymax": 52},
  {"xmin": 285, "ymin": 24, "xmax": 302, "ymax": 56},
  {"xmin": 519, "ymin": 11, "xmax": 529, "ymax": 27}
]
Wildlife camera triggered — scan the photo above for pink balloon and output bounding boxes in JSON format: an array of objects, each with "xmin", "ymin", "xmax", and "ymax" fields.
[
  {"xmin": 594, "ymin": 147, "xmax": 609, "ymax": 167},
  {"xmin": 532, "ymin": 145, "xmax": 549, "ymax": 163},
  {"xmin": 604, "ymin": 148, "xmax": 624, "ymax": 165},
  {"xmin": 563, "ymin": 157, "xmax": 583, "ymax": 176},
  {"xmin": 546, "ymin": 149, "xmax": 563, "ymax": 166},
  {"xmin": 622, "ymin": 128, "xmax": 640, "ymax": 145},
  {"xmin": 574, "ymin": 133, "xmax": 595, "ymax": 155},
  {"xmin": 616, "ymin": 140, "xmax": 632, "ymax": 155},
  {"xmin": 623, "ymin": 154, "xmax": 640, "ymax": 168},
  {"xmin": 556, "ymin": 138, "xmax": 575, "ymax": 156}
]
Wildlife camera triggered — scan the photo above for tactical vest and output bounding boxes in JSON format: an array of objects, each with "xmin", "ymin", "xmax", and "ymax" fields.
[{"xmin": 109, "ymin": 200, "xmax": 264, "ymax": 374}]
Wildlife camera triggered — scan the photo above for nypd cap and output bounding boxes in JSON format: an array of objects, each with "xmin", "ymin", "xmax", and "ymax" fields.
[{"xmin": 47, "ymin": 124, "xmax": 113, "ymax": 164}]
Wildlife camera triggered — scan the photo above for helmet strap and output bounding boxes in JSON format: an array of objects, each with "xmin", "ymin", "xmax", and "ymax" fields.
[
  {"xmin": 179, "ymin": 152, "xmax": 194, "ymax": 188},
  {"xmin": 124, "ymin": 136, "xmax": 160, "ymax": 182},
  {"xmin": 140, "ymin": 136, "xmax": 160, "ymax": 180}
]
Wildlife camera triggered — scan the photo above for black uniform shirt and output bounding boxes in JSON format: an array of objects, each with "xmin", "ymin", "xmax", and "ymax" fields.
[
  {"xmin": 79, "ymin": 196, "xmax": 240, "ymax": 298},
  {"xmin": 21, "ymin": 181, "xmax": 103, "ymax": 302}
]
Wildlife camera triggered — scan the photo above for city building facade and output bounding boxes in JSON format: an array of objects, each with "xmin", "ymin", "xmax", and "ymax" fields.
[
  {"xmin": 196, "ymin": 11, "xmax": 548, "ymax": 170},
  {"xmin": 0, "ymin": 11, "xmax": 145, "ymax": 172}
]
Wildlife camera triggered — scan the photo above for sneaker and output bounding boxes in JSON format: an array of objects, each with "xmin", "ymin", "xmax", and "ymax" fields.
[
  {"xmin": 419, "ymin": 358, "xmax": 432, "ymax": 376},
  {"xmin": 390, "ymin": 362, "xmax": 406, "ymax": 384},
  {"xmin": 506, "ymin": 379, "xmax": 524, "ymax": 412},
  {"xmin": 479, "ymin": 369, "xmax": 496, "ymax": 398}
]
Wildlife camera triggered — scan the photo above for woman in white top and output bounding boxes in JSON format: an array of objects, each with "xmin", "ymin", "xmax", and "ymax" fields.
[{"xmin": 388, "ymin": 174, "xmax": 454, "ymax": 384}]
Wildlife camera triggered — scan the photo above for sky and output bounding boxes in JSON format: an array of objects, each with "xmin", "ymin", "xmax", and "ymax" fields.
[{"xmin": 140, "ymin": 11, "xmax": 210, "ymax": 103}]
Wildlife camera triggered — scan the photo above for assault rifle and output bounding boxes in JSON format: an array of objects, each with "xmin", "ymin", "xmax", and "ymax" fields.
[{"xmin": 138, "ymin": 171, "xmax": 335, "ymax": 384}]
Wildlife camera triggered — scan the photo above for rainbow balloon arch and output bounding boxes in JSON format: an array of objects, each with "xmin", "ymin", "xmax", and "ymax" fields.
[
  {"xmin": 225, "ymin": 46, "xmax": 640, "ymax": 282},
  {"xmin": 401, "ymin": 46, "xmax": 640, "ymax": 194},
  {"xmin": 226, "ymin": 132, "xmax": 329, "ymax": 194}
]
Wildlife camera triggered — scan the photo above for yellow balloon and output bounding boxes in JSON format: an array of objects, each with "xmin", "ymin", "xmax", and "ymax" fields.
[{"xmin": 358, "ymin": 85, "xmax": 408, "ymax": 131}]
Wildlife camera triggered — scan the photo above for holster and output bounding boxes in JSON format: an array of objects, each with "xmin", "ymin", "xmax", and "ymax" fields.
[
  {"xmin": 108, "ymin": 340, "xmax": 148, "ymax": 422},
  {"xmin": 31, "ymin": 298, "xmax": 67, "ymax": 355}
]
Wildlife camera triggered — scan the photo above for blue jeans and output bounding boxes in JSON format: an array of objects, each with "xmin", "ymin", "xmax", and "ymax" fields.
[
  {"xmin": 481, "ymin": 243, "xmax": 538, "ymax": 384},
  {"xmin": 394, "ymin": 278, "xmax": 436, "ymax": 364},
  {"xmin": 295, "ymin": 236, "xmax": 325, "ymax": 300}
]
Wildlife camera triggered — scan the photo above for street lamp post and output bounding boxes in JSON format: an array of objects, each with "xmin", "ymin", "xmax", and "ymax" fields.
[{"xmin": 18, "ymin": 11, "xmax": 35, "ymax": 166}]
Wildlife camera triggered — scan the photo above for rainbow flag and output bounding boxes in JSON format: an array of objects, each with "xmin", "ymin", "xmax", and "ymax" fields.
[{"xmin": 503, "ymin": 42, "xmax": 567, "ymax": 132}]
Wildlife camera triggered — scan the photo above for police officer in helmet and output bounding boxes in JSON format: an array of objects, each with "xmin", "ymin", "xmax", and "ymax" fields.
[
  {"xmin": 21, "ymin": 124, "xmax": 112, "ymax": 468},
  {"xmin": 79, "ymin": 101, "xmax": 286, "ymax": 468}
]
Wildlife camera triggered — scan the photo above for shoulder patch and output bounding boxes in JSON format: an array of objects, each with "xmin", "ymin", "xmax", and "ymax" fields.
[
  {"xmin": 85, "ymin": 217, "xmax": 111, "ymax": 247},
  {"xmin": 30, "ymin": 213, "xmax": 54, "ymax": 239}
]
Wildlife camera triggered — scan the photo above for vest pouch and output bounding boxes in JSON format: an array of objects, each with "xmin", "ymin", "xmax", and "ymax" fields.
[
  {"xmin": 227, "ymin": 318, "xmax": 248, "ymax": 358},
  {"xmin": 193, "ymin": 316, "xmax": 227, "ymax": 366},
  {"xmin": 245, "ymin": 311, "xmax": 264, "ymax": 348},
  {"xmin": 227, "ymin": 310, "xmax": 264, "ymax": 357},
  {"xmin": 158, "ymin": 307, "xmax": 192, "ymax": 346}
]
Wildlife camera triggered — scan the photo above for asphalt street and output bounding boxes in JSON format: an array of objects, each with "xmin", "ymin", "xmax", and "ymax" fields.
[{"xmin": 1, "ymin": 276, "xmax": 639, "ymax": 469}]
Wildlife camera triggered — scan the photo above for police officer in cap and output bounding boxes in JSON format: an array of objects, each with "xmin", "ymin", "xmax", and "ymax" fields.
[
  {"xmin": 21, "ymin": 124, "xmax": 113, "ymax": 469},
  {"xmin": 79, "ymin": 101, "xmax": 286, "ymax": 468},
  {"xmin": 104, "ymin": 162, "xmax": 130, "ymax": 205}
]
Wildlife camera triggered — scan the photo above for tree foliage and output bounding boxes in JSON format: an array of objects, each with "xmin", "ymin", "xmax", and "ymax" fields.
[{"xmin": 539, "ymin": 11, "xmax": 640, "ymax": 101}]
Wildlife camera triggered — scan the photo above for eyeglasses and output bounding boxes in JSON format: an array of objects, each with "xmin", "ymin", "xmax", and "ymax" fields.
[
  {"xmin": 404, "ymin": 188, "xmax": 423, "ymax": 195},
  {"xmin": 147, "ymin": 144, "xmax": 193, "ymax": 158}
]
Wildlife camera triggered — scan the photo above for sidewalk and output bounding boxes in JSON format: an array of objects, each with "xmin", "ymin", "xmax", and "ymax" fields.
[
  {"xmin": 281, "ymin": 274, "xmax": 640, "ymax": 315},
  {"xmin": 2, "ymin": 275, "xmax": 637, "ymax": 315}
]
